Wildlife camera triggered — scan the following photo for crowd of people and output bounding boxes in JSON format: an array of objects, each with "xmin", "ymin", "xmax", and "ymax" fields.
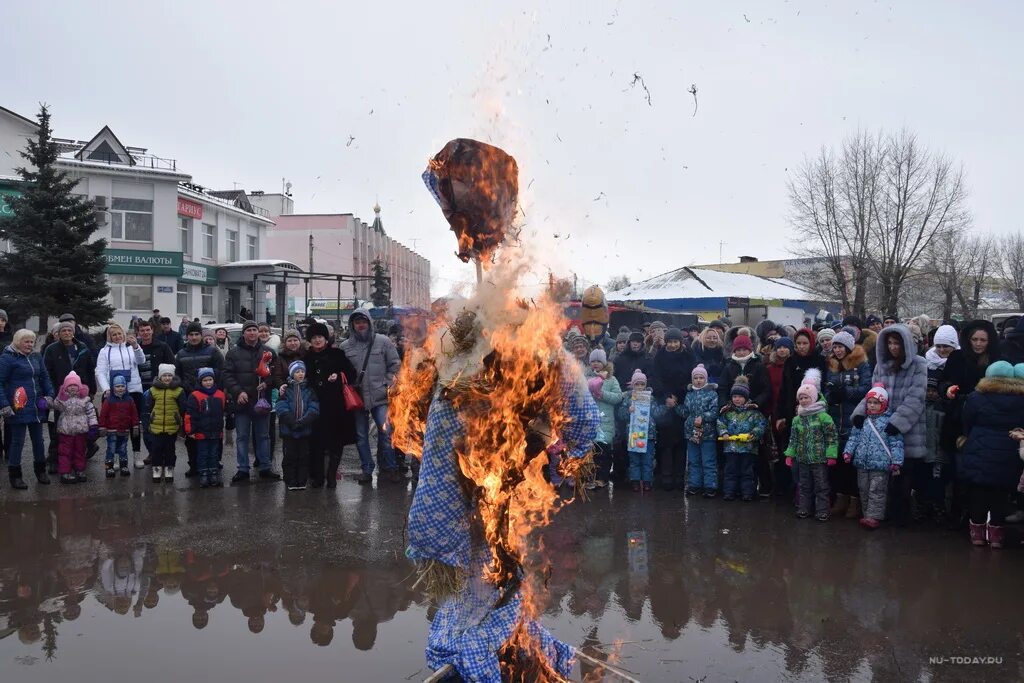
[
  {"xmin": 0, "ymin": 307, "xmax": 405, "ymax": 493},
  {"xmin": 565, "ymin": 313, "xmax": 1024, "ymax": 548},
  {"xmin": 3, "ymin": 305, "xmax": 1024, "ymax": 549}
]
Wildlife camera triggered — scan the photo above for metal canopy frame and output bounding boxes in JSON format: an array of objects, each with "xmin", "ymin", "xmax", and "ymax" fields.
[{"xmin": 250, "ymin": 268, "xmax": 390, "ymax": 330}]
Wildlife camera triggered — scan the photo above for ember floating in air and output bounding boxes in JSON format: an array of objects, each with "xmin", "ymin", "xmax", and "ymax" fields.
[{"xmin": 422, "ymin": 138, "xmax": 519, "ymax": 264}]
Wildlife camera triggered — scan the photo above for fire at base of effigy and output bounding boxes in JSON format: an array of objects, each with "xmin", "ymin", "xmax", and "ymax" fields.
[{"xmin": 390, "ymin": 139, "xmax": 604, "ymax": 682}]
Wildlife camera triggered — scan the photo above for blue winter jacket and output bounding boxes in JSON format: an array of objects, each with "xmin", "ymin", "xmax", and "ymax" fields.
[
  {"xmin": 844, "ymin": 411, "xmax": 905, "ymax": 472},
  {"xmin": 681, "ymin": 383, "xmax": 719, "ymax": 442},
  {"xmin": 959, "ymin": 376, "xmax": 1024, "ymax": 490},
  {"xmin": 616, "ymin": 393, "xmax": 667, "ymax": 444},
  {"xmin": 275, "ymin": 380, "xmax": 320, "ymax": 438},
  {"xmin": 0, "ymin": 345, "xmax": 56, "ymax": 425},
  {"xmin": 717, "ymin": 405, "xmax": 767, "ymax": 454}
]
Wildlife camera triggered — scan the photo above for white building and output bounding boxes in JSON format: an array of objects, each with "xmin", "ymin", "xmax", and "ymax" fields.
[{"xmin": 0, "ymin": 105, "xmax": 281, "ymax": 327}]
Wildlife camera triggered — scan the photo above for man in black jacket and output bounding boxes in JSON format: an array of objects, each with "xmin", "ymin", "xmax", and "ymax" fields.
[
  {"xmin": 176, "ymin": 321, "xmax": 225, "ymax": 477},
  {"xmin": 157, "ymin": 317, "xmax": 183, "ymax": 354},
  {"xmin": 42, "ymin": 321, "xmax": 98, "ymax": 471},
  {"xmin": 223, "ymin": 321, "xmax": 280, "ymax": 484}
]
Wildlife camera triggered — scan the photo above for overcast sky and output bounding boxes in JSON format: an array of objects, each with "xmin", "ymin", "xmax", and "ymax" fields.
[{"xmin": 4, "ymin": 1, "xmax": 1022, "ymax": 298}]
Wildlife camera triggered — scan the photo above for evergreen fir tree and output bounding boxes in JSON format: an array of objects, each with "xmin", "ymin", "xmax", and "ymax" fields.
[
  {"xmin": 370, "ymin": 257, "xmax": 392, "ymax": 308},
  {"xmin": 0, "ymin": 104, "xmax": 113, "ymax": 332}
]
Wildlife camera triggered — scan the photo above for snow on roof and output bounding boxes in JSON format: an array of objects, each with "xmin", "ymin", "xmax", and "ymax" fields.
[{"xmin": 608, "ymin": 266, "xmax": 820, "ymax": 301}]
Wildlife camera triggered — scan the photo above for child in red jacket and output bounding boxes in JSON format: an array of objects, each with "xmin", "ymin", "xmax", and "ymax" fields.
[{"xmin": 99, "ymin": 374, "xmax": 140, "ymax": 477}]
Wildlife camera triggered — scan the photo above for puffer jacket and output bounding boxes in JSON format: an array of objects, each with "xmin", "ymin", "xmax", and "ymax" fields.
[
  {"xmin": 99, "ymin": 391, "xmax": 139, "ymax": 432},
  {"xmin": 53, "ymin": 395, "xmax": 98, "ymax": 436},
  {"xmin": 184, "ymin": 387, "xmax": 226, "ymax": 439},
  {"xmin": 825, "ymin": 344, "xmax": 872, "ymax": 437},
  {"xmin": 223, "ymin": 339, "xmax": 275, "ymax": 403},
  {"xmin": 650, "ymin": 347, "xmax": 695, "ymax": 402},
  {"xmin": 717, "ymin": 404, "xmax": 766, "ymax": 454},
  {"xmin": 95, "ymin": 342, "xmax": 146, "ymax": 394},
  {"xmin": 340, "ymin": 309, "xmax": 401, "ymax": 409},
  {"xmin": 584, "ymin": 371, "xmax": 622, "ymax": 444},
  {"xmin": 959, "ymin": 375, "xmax": 1024, "ymax": 490},
  {"xmin": 616, "ymin": 392, "xmax": 667, "ymax": 444},
  {"xmin": 175, "ymin": 342, "xmax": 224, "ymax": 394},
  {"xmin": 275, "ymin": 380, "xmax": 320, "ymax": 438},
  {"xmin": 0, "ymin": 344, "xmax": 55, "ymax": 424},
  {"xmin": 681, "ymin": 383, "xmax": 719, "ymax": 442},
  {"xmin": 853, "ymin": 325, "xmax": 928, "ymax": 460},
  {"xmin": 145, "ymin": 379, "xmax": 185, "ymax": 435},
  {"xmin": 784, "ymin": 402, "xmax": 838, "ymax": 464},
  {"xmin": 844, "ymin": 412, "xmax": 905, "ymax": 471}
]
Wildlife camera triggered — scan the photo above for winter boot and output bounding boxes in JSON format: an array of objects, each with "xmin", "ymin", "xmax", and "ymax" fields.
[
  {"xmin": 830, "ymin": 493, "xmax": 850, "ymax": 517},
  {"xmin": 34, "ymin": 462, "xmax": 51, "ymax": 485},
  {"xmin": 859, "ymin": 517, "xmax": 881, "ymax": 530},
  {"xmin": 106, "ymin": 463, "xmax": 116, "ymax": 478},
  {"xmin": 969, "ymin": 522, "xmax": 987, "ymax": 546},
  {"xmin": 987, "ymin": 524, "xmax": 1005, "ymax": 550},
  {"xmin": 845, "ymin": 497, "xmax": 862, "ymax": 519},
  {"xmin": 75, "ymin": 470, "xmax": 87, "ymax": 483},
  {"xmin": 61, "ymin": 472, "xmax": 77, "ymax": 484},
  {"xmin": 199, "ymin": 472, "xmax": 211, "ymax": 488},
  {"xmin": 8, "ymin": 466, "xmax": 27, "ymax": 490}
]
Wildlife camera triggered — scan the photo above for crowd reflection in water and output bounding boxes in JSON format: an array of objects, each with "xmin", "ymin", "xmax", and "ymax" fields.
[
  {"xmin": 0, "ymin": 499, "xmax": 419, "ymax": 658},
  {"xmin": 2, "ymin": 496, "xmax": 1020, "ymax": 681}
]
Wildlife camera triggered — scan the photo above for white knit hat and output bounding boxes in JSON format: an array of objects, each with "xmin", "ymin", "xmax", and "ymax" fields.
[
  {"xmin": 933, "ymin": 324, "xmax": 960, "ymax": 350},
  {"xmin": 157, "ymin": 364, "xmax": 176, "ymax": 378}
]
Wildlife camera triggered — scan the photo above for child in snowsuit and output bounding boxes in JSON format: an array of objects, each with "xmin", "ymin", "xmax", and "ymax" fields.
[
  {"xmin": 275, "ymin": 360, "xmax": 320, "ymax": 490},
  {"xmin": 842, "ymin": 383, "xmax": 904, "ymax": 529},
  {"xmin": 785, "ymin": 369, "xmax": 838, "ymax": 520},
  {"xmin": 52, "ymin": 371, "xmax": 98, "ymax": 484},
  {"xmin": 717, "ymin": 376, "xmax": 767, "ymax": 501},
  {"xmin": 616, "ymin": 368, "xmax": 664, "ymax": 492},
  {"xmin": 681, "ymin": 363, "xmax": 719, "ymax": 497},
  {"xmin": 586, "ymin": 348, "xmax": 623, "ymax": 490},
  {"xmin": 184, "ymin": 367, "xmax": 227, "ymax": 488},
  {"xmin": 144, "ymin": 364, "xmax": 184, "ymax": 483},
  {"xmin": 99, "ymin": 374, "xmax": 140, "ymax": 477}
]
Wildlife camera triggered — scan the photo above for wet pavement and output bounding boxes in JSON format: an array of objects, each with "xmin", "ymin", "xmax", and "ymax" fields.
[{"xmin": 2, "ymin": 443, "xmax": 1022, "ymax": 682}]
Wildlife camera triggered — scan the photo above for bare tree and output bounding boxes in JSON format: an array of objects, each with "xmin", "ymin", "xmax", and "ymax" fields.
[
  {"xmin": 790, "ymin": 129, "xmax": 971, "ymax": 317},
  {"xmin": 961, "ymin": 235, "xmax": 996, "ymax": 318},
  {"xmin": 870, "ymin": 130, "xmax": 971, "ymax": 315},
  {"xmin": 788, "ymin": 132, "xmax": 883, "ymax": 317},
  {"xmin": 997, "ymin": 231, "xmax": 1024, "ymax": 310},
  {"xmin": 606, "ymin": 274, "xmax": 631, "ymax": 292}
]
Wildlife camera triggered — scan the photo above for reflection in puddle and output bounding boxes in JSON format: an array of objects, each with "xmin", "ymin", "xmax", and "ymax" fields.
[{"xmin": 2, "ymin": 493, "xmax": 1022, "ymax": 681}]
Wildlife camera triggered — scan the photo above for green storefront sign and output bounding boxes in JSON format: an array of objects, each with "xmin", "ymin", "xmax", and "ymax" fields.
[
  {"xmin": 0, "ymin": 185, "xmax": 22, "ymax": 219},
  {"xmin": 104, "ymin": 249, "xmax": 183, "ymax": 276},
  {"xmin": 180, "ymin": 261, "xmax": 219, "ymax": 285}
]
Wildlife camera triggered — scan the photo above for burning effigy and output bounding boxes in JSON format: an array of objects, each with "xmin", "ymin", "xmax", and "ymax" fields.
[{"xmin": 392, "ymin": 139, "xmax": 601, "ymax": 682}]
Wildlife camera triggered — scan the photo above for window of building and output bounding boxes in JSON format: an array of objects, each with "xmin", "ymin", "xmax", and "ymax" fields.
[
  {"xmin": 177, "ymin": 283, "xmax": 190, "ymax": 315},
  {"xmin": 108, "ymin": 274, "xmax": 153, "ymax": 311},
  {"xmin": 226, "ymin": 229, "xmax": 238, "ymax": 262},
  {"xmin": 179, "ymin": 217, "xmax": 192, "ymax": 256},
  {"xmin": 201, "ymin": 286, "xmax": 215, "ymax": 316},
  {"xmin": 110, "ymin": 198, "xmax": 154, "ymax": 241},
  {"xmin": 203, "ymin": 223, "xmax": 216, "ymax": 259},
  {"xmin": 246, "ymin": 234, "xmax": 258, "ymax": 260}
]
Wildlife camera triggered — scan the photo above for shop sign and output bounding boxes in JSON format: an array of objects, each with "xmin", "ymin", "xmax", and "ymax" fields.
[
  {"xmin": 104, "ymin": 249, "xmax": 183, "ymax": 276},
  {"xmin": 177, "ymin": 197, "xmax": 203, "ymax": 219},
  {"xmin": 180, "ymin": 261, "xmax": 219, "ymax": 285},
  {"xmin": 156, "ymin": 286, "xmax": 175, "ymax": 293},
  {"xmin": 0, "ymin": 186, "xmax": 22, "ymax": 219}
]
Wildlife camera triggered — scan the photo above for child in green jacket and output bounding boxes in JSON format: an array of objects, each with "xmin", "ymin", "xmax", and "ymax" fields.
[{"xmin": 785, "ymin": 369, "xmax": 838, "ymax": 520}]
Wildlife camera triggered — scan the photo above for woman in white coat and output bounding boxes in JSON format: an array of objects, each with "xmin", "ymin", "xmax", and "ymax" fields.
[{"xmin": 95, "ymin": 323, "xmax": 146, "ymax": 466}]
